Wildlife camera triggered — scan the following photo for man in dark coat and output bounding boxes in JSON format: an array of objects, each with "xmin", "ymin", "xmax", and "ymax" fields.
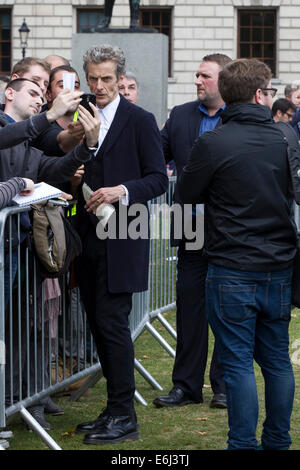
[
  {"xmin": 153, "ymin": 54, "xmax": 231, "ymax": 410},
  {"xmin": 178, "ymin": 58, "xmax": 296, "ymax": 450},
  {"xmin": 74, "ymin": 45, "xmax": 168, "ymax": 445}
]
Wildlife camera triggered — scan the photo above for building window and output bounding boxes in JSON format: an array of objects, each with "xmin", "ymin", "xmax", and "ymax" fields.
[
  {"xmin": 77, "ymin": 9, "xmax": 104, "ymax": 33},
  {"xmin": 0, "ymin": 9, "xmax": 11, "ymax": 74},
  {"xmin": 238, "ymin": 9, "xmax": 276, "ymax": 76},
  {"xmin": 139, "ymin": 8, "xmax": 172, "ymax": 77}
]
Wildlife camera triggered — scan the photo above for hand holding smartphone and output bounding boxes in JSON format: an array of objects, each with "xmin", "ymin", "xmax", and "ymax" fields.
[{"xmin": 80, "ymin": 94, "xmax": 97, "ymax": 115}]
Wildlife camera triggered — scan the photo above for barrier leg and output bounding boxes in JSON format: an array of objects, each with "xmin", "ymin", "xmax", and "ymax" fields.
[
  {"xmin": 19, "ymin": 406, "xmax": 61, "ymax": 450},
  {"xmin": 134, "ymin": 389, "xmax": 147, "ymax": 406},
  {"xmin": 156, "ymin": 312, "xmax": 177, "ymax": 340},
  {"xmin": 145, "ymin": 322, "xmax": 176, "ymax": 358},
  {"xmin": 134, "ymin": 358, "xmax": 163, "ymax": 391}
]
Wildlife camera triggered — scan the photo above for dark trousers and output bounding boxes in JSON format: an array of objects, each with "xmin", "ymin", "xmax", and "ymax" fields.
[
  {"xmin": 76, "ymin": 229, "xmax": 135, "ymax": 416},
  {"xmin": 172, "ymin": 242, "xmax": 225, "ymax": 401}
]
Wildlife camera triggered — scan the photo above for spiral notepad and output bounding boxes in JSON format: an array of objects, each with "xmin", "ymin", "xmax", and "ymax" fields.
[{"xmin": 12, "ymin": 182, "xmax": 62, "ymax": 207}]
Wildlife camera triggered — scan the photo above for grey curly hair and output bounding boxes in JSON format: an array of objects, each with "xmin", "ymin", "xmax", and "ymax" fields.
[{"xmin": 83, "ymin": 44, "xmax": 126, "ymax": 80}]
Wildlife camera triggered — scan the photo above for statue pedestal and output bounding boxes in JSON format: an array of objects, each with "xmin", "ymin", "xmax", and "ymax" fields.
[{"xmin": 72, "ymin": 32, "xmax": 168, "ymax": 127}]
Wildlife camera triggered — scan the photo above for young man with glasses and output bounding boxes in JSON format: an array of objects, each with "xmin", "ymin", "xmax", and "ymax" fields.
[
  {"xmin": 178, "ymin": 58, "xmax": 297, "ymax": 450},
  {"xmin": 272, "ymin": 98, "xmax": 296, "ymax": 124}
]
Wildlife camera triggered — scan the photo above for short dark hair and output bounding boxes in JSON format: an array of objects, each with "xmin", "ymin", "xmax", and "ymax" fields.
[
  {"xmin": 202, "ymin": 53, "xmax": 232, "ymax": 70},
  {"xmin": 49, "ymin": 65, "xmax": 80, "ymax": 85},
  {"xmin": 11, "ymin": 57, "xmax": 51, "ymax": 78},
  {"xmin": 5, "ymin": 77, "xmax": 41, "ymax": 92},
  {"xmin": 272, "ymin": 98, "xmax": 296, "ymax": 116},
  {"xmin": 218, "ymin": 58, "xmax": 272, "ymax": 106}
]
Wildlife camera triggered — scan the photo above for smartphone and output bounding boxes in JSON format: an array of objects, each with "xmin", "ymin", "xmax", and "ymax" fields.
[{"xmin": 80, "ymin": 93, "xmax": 97, "ymax": 115}]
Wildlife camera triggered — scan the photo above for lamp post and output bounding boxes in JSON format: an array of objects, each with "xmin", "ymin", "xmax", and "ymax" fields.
[{"xmin": 18, "ymin": 18, "xmax": 30, "ymax": 59}]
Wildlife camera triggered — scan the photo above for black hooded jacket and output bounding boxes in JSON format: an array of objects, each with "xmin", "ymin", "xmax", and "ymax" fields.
[{"xmin": 178, "ymin": 103, "xmax": 298, "ymax": 272}]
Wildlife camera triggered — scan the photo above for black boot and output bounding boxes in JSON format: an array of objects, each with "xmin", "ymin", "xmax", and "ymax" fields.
[{"xmin": 83, "ymin": 414, "xmax": 139, "ymax": 445}]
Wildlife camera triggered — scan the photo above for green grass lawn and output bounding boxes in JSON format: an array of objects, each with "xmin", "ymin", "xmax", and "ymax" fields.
[{"xmin": 4, "ymin": 308, "xmax": 300, "ymax": 451}]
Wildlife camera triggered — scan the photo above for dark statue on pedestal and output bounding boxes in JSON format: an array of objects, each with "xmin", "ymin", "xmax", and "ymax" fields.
[{"xmin": 96, "ymin": 0, "xmax": 140, "ymax": 30}]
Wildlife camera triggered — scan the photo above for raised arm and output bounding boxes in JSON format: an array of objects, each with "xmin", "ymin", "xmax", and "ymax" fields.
[{"xmin": 0, "ymin": 89, "xmax": 83, "ymax": 150}]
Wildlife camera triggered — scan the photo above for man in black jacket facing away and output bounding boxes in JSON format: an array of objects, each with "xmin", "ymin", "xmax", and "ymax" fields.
[{"xmin": 178, "ymin": 58, "xmax": 296, "ymax": 450}]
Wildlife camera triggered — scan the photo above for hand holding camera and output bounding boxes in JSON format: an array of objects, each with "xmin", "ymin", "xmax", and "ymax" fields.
[{"xmin": 77, "ymin": 101, "xmax": 100, "ymax": 149}]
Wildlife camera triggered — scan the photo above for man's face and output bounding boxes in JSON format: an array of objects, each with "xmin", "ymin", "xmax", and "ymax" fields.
[
  {"xmin": 118, "ymin": 76, "xmax": 138, "ymax": 104},
  {"xmin": 19, "ymin": 65, "xmax": 50, "ymax": 96},
  {"xmin": 276, "ymin": 108, "xmax": 295, "ymax": 123},
  {"xmin": 195, "ymin": 61, "xmax": 222, "ymax": 108},
  {"xmin": 86, "ymin": 60, "xmax": 119, "ymax": 109},
  {"xmin": 6, "ymin": 81, "xmax": 43, "ymax": 120},
  {"xmin": 291, "ymin": 89, "xmax": 300, "ymax": 108},
  {"xmin": 46, "ymin": 70, "xmax": 80, "ymax": 112}
]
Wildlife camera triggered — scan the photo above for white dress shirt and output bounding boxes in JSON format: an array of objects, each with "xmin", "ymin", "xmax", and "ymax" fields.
[
  {"xmin": 94, "ymin": 94, "xmax": 129, "ymax": 204},
  {"xmin": 95, "ymin": 94, "xmax": 120, "ymax": 153}
]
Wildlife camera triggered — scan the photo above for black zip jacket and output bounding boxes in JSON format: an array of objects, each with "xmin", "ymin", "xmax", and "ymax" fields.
[
  {"xmin": 0, "ymin": 110, "xmax": 93, "ymax": 248},
  {"xmin": 0, "ymin": 111, "xmax": 52, "ymax": 150},
  {"xmin": 0, "ymin": 110, "xmax": 92, "ymax": 185},
  {"xmin": 178, "ymin": 103, "xmax": 298, "ymax": 272}
]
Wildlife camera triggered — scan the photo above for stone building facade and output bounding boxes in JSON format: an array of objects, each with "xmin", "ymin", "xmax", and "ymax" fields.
[{"xmin": 1, "ymin": 0, "xmax": 300, "ymax": 111}]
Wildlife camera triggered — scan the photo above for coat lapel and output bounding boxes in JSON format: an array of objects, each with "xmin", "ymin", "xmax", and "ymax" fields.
[
  {"xmin": 96, "ymin": 95, "xmax": 132, "ymax": 159},
  {"xmin": 188, "ymin": 101, "xmax": 202, "ymax": 146}
]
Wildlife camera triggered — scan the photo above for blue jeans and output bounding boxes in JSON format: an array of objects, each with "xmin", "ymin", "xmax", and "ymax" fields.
[{"xmin": 206, "ymin": 264, "xmax": 295, "ymax": 450}]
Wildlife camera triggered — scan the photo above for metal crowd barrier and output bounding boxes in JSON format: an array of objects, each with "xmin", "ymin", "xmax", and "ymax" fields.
[{"xmin": 0, "ymin": 178, "xmax": 178, "ymax": 450}]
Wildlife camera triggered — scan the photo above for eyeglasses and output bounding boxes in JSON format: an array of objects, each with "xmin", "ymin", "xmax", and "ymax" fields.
[
  {"xmin": 261, "ymin": 87, "xmax": 278, "ymax": 98},
  {"xmin": 285, "ymin": 111, "xmax": 294, "ymax": 119}
]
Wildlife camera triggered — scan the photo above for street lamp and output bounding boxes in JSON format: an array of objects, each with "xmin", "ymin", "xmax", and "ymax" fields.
[{"xmin": 18, "ymin": 18, "xmax": 30, "ymax": 59}]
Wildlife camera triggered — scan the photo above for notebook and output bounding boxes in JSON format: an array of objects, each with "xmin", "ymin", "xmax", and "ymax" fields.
[{"xmin": 12, "ymin": 182, "xmax": 62, "ymax": 207}]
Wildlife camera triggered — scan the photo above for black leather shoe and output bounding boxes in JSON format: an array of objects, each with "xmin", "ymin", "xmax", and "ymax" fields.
[
  {"xmin": 210, "ymin": 393, "xmax": 227, "ymax": 409},
  {"xmin": 75, "ymin": 409, "xmax": 110, "ymax": 434},
  {"xmin": 83, "ymin": 415, "xmax": 139, "ymax": 445},
  {"xmin": 153, "ymin": 387, "xmax": 202, "ymax": 408}
]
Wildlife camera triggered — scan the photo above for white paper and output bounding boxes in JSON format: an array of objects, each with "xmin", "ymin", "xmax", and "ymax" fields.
[
  {"xmin": 63, "ymin": 73, "xmax": 76, "ymax": 92},
  {"xmin": 82, "ymin": 182, "xmax": 115, "ymax": 227}
]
